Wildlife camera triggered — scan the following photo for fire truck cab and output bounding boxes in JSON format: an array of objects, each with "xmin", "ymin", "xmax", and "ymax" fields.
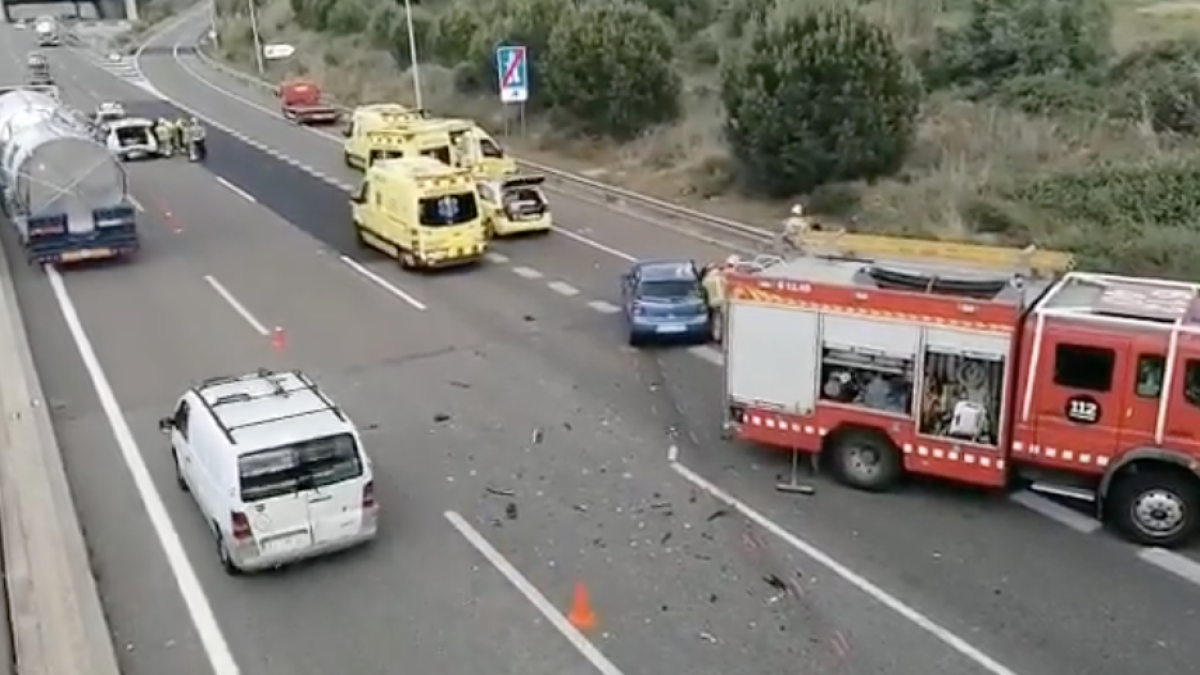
[{"xmin": 722, "ymin": 229, "xmax": 1200, "ymax": 548}]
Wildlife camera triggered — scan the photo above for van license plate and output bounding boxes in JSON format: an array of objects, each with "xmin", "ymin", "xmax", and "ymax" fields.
[
  {"xmin": 262, "ymin": 533, "xmax": 308, "ymax": 555},
  {"xmin": 60, "ymin": 248, "xmax": 110, "ymax": 262},
  {"xmin": 657, "ymin": 324, "xmax": 686, "ymax": 333}
]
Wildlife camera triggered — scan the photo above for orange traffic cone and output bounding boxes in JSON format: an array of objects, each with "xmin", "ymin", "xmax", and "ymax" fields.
[
  {"xmin": 566, "ymin": 581, "xmax": 596, "ymax": 631},
  {"xmin": 270, "ymin": 326, "xmax": 287, "ymax": 352}
]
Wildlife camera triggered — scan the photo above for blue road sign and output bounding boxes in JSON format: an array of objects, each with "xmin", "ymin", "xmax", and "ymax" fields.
[{"xmin": 495, "ymin": 45, "xmax": 529, "ymax": 104}]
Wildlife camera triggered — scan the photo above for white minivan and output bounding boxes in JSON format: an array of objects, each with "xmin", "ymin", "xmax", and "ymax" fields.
[{"xmin": 159, "ymin": 368, "xmax": 378, "ymax": 574}]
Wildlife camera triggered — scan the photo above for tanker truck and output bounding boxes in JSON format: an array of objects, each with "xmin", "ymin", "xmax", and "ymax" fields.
[{"xmin": 0, "ymin": 89, "xmax": 138, "ymax": 265}]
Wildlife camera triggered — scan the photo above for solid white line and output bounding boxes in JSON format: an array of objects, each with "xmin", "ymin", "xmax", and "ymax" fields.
[
  {"xmin": 552, "ymin": 228, "xmax": 637, "ymax": 262},
  {"xmin": 547, "ymin": 281, "xmax": 580, "ymax": 297},
  {"xmin": 668, "ymin": 460, "xmax": 1024, "ymax": 675},
  {"xmin": 667, "ymin": 444, "xmax": 679, "ymax": 462},
  {"xmin": 214, "ymin": 176, "xmax": 257, "ymax": 203},
  {"xmin": 203, "ymin": 275, "xmax": 269, "ymax": 336},
  {"xmin": 46, "ymin": 266, "xmax": 241, "ymax": 675},
  {"xmin": 485, "ymin": 252, "xmax": 510, "ymax": 264},
  {"xmin": 587, "ymin": 300, "xmax": 621, "ymax": 314},
  {"xmin": 512, "ymin": 266, "xmax": 544, "ymax": 280},
  {"xmin": 1138, "ymin": 547, "xmax": 1200, "ymax": 587},
  {"xmin": 444, "ymin": 511, "xmax": 625, "ymax": 675},
  {"xmin": 339, "ymin": 256, "xmax": 428, "ymax": 311},
  {"xmin": 1008, "ymin": 490, "xmax": 1101, "ymax": 534},
  {"xmin": 687, "ymin": 345, "xmax": 725, "ymax": 366}
]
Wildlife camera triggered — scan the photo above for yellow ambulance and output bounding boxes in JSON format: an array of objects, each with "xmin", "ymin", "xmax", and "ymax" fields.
[
  {"xmin": 349, "ymin": 157, "xmax": 488, "ymax": 269},
  {"xmin": 342, "ymin": 104, "xmax": 431, "ymax": 169},
  {"xmin": 409, "ymin": 119, "xmax": 517, "ymax": 179}
]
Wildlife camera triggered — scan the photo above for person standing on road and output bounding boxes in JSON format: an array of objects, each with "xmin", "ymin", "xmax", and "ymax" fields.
[{"xmin": 154, "ymin": 118, "xmax": 174, "ymax": 157}]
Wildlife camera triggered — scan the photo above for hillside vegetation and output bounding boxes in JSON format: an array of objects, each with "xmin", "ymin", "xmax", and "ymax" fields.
[{"xmin": 212, "ymin": 0, "xmax": 1200, "ymax": 277}]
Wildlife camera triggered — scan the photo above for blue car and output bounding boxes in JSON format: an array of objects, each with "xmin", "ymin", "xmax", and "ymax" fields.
[{"xmin": 621, "ymin": 259, "xmax": 712, "ymax": 346}]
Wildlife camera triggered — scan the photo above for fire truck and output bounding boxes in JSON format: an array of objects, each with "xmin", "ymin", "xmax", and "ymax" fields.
[{"xmin": 722, "ymin": 229, "xmax": 1200, "ymax": 548}]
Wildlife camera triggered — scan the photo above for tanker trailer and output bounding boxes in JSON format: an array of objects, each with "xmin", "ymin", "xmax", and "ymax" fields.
[
  {"xmin": 0, "ymin": 88, "xmax": 70, "ymax": 143},
  {"xmin": 0, "ymin": 117, "xmax": 138, "ymax": 265}
]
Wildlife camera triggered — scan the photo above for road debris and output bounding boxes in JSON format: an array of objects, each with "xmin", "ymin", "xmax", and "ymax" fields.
[
  {"xmin": 531, "ymin": 426, "xmax": 544, "ymax": 444},
  {"xmin": 433, "ymin": 412, "xmax": 451, "ymax": 423},
  {"xmin": 486, "ymin": 485, "xmax": 515, "ymax": 497},
  {"xmin": 505, "ymin": 503, "xmax": 518, "ymax": 520},
  {"xmin": 698, "ymin": 631, "xmax": 717, "ymax": 644},
  {"xmin": 706, "ymin": 508, "xmax": 729, "ymax": 522}
]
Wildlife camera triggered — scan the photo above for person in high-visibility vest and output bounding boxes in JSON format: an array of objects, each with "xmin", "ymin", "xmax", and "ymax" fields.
[
  {"xmin": 154, "ymin": 118, "xmax": 174, "ymax": 157},
  {"xmin": 702, "ymin": 255, "xmax": 737, "ymax": 343}
]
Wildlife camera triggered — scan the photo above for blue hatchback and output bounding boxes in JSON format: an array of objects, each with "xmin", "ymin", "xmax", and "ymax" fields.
[{"xmin": 621, "ymin": 260, "xmax": 711, "ymax": 346}]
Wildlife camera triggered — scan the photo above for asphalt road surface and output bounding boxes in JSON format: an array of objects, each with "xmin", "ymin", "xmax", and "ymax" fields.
[{"xmin": 2, "ymin": 14, "xmax": 1198, "ymax": 675}]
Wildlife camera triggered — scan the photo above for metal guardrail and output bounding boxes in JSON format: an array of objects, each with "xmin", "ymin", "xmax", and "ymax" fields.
[{"xmin": 187, "ymin": 37, "xmax": 779, "ymax": 244}]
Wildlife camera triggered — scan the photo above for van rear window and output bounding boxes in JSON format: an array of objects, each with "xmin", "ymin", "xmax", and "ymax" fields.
[
  {"xmin": 238, "ymin": 433, "xmax": 363, "ymax": 502},
  {"xmin": 419, "ymin": 193, "xmax": 478, "ymax": 227}
]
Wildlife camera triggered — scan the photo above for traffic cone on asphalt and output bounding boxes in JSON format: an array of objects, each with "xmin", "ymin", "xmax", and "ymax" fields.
[
  {"xmin": 270, "ymin": 326, "xmax": 287, "ymax": 352},
  {"xmin": 566, "ymin": 581, "xmax": 597, "ymax": 631}
]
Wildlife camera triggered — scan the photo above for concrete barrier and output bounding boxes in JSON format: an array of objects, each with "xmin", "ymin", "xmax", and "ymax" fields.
[{"xmin": 0, "ymin": 243, "xmax": 120, "ymax": 675}]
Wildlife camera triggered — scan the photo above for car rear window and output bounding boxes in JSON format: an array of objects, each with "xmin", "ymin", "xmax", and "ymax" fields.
[
  {"xmin": 238, "ymin": 433, "xmax": 363, "ymax": 502},
  {"xmin": 640, "ymin": 279, "xmax": 699, "ymax": 299}
]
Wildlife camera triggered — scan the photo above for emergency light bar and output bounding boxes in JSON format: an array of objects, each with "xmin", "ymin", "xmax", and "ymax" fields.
[{"xmin": 788, "ymin": 227, "xmax": 1076, "ymax": 279}]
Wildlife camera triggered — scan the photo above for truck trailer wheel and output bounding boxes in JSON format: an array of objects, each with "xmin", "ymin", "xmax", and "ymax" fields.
[
  {"xmin": 1108, "ymin": 468, "xmax": 1200, "ymax": 548},
  {"xmin": 827, "ymin": 429, "xmax": 902, "ymax": 492}
]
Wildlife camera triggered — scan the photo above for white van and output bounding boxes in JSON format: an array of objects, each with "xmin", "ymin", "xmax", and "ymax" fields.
[{"xmin": 159, "ymin": 368, "xmax": 378, "ymax": 575}]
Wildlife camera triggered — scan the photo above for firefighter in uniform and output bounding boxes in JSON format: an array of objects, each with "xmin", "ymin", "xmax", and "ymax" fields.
[
  {"xmin": 154, "ymin": 117, "xmax": 174, "ymax": 157},
  {"xmin": 187, "ymin": 117, "xmax": 207, "ymax": 161},
  {"xmin": 173, "ymin": 117, "xmax": 189, "ymax": 156},
  {"xmin": 702, "ymin": 255, "xmax": 737, "ymax": 343}
]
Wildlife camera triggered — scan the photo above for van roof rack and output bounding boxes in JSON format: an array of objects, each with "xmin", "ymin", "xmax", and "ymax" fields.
[
  {"xmin": 782, "ymin": 224, "xmax": 1076, "ymax": 280},
  {"xmin": 195, "ymin": 368, "xmax": 347, "ymax": 444}
]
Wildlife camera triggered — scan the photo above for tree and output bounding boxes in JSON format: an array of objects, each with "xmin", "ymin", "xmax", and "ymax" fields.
[
  {"xmin": 324, "ymin": 0, "xmax": 369, "ymax": 36},
  {"xmin": 544, "ymin": 1, "xmax": 681, "ymax": 139},
  {"xmin": 721, "ymin": 5, "xmax": 921, "ymax": 198},
  {"xmin": 921, "ymin": 0, "xmax": 1111, "ymax": 94},
  {"xmin": 463, "ymin": 0, "xmax": 575, "ymax": 100}
]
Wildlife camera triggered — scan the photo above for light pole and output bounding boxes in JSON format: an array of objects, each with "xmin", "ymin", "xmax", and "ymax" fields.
[
  {"xmin": 247, "ymin": 0, "xmax": 265, "ymax": 76},
  {"xmin": 402, "ymin": 0, "xmax": 422, "ymax": 109},
  {"xmin": 208, "ymin": 0, "xmax": 219, "ymax": 49}
]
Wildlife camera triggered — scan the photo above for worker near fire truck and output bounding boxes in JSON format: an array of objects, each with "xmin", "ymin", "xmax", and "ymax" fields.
[
  {"xmin": 154, "ymin": 117, "xmax": 175, "ymax": 157},
  {"xmin": 701, "ymin": 255, "xmax": 737, "ymax": 342}
]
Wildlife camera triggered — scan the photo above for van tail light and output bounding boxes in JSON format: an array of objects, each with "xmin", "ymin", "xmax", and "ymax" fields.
[
  {"xmin": 230, "ymin": 511, "xmax": 252, "ymax": 542},
  {"xmin": 362, "ymin": 481, "xmax": 377, "ymax": 509}
]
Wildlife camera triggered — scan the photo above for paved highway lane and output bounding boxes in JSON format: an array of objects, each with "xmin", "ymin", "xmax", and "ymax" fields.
[{"xmin": 45, "ymin": 18, "xmax": 1200, "ymax": 675}]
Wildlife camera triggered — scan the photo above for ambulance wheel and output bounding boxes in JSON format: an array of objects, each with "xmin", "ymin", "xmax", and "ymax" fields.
[
  {"xmin": 343, "ymin": 152, "xmax": 354, "ymax": 168},
  {"xmin": 353, "ymin": 223, "xmax": 367, "ymax": 248},
  {"xmin": 399, "ymin": 252, "xmax": 417, "ymax": 269},
  {"xmin": 171, "ymin": 449, "xmax": 188, "ymax": 492},
  {"xmin": 826, "ymin": 429, "xmax": 902, "ymax": 492},
  {"xmin": 1108, "ymin": 468, "xmax": 1200, "ymax": 548}
]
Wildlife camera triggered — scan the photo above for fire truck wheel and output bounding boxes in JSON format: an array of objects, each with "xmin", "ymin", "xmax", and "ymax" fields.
[
  {"xmin": 1109, "ymin": 469, "xmax": 1200, "ymax": 547},
  {"xmin": 827, "ymin": 430, "xmax": 902, "ymax": 492}
]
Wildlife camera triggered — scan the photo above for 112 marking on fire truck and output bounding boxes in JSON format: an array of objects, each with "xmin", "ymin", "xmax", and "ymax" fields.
[{"xmin": 720, "ymin": 230, "xmax": 1200, "ymax": 549}]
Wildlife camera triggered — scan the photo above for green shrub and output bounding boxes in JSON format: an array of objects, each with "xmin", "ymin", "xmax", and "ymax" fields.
[
  {"xmin": 323, "ymin": 0, "xmax": 369, "ymax": 36},
  {"xmin": 1109, "ymin": 39, "xmax": 1200, "ymax": 136},
  {"xmin": 544, "ymin": 1, "xmax": 681, "ymax": 139},
  {"xmin": 921, "ymin": 0, "xmax": 1111, "ymax": 95},
  {"xmin": 430, "ymin": 1, "xmax": 483, "ymax": 64},
  {"xmin": 721, "ymin": 5, "xmax": 921, "ymax": 198},
  {"xmin": 465, "ymin": 0, "xmax": 574, "ymax": 102}
]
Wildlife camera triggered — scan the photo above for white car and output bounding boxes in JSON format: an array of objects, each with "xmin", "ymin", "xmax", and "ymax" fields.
[
  {"xmin": 94, "ymin": 101, "xmax": 126, "ymax": 124},
  {"xmin": 104, "ymin": 117, "xmax": 159, "ymax": 160},
  {"xmin": 158, "ymin": 369, "xmax": 378, "ymax": 575}
]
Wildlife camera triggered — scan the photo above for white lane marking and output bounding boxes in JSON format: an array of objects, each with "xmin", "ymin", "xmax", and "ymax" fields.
[
  {"xmin": 162, "ymin": 35, "xmax": 653, "ymax": 264},
  {"xmin": 548, "ymin": 281, "xmax": 580, "ymax": 297},
  {"xmin": 203, "ymin": 275, "xmax": 269, "ymax": 336},
  {"xmin": 687, "ymin": 345, "xmax": 724, "ymax": 366},
  {"xmin": 485, "ymin": 252, "xmax": 510, "ymax": 264},
  {"xmin": 668, "ymin": 460, "xmax": 1025, "ymax": 675},
  {"xmin": 339, "ymin": 255, "xmax": 428, "ymax": 311},
  {"xmin": 1008, "ymin": 490, "xmax": 1101, "ymax": 534},
  {"xmin": 551, "ymin": 227, "xmax": 637, "ymax": 262},
  {"xmin": 214, "ymin": 176, "xmax": 257, "ymax": 204},
  {"xmin": 587, "ymin": 300, "xmax": 621, "ymax": 314},
  {"xmin": 667, "ymin": 444, "xmax": 679, "ymax": 462},
  {"xmin": 1138, "ymin": 547, "xmax": 1200, "ymax": 587},
  {"xmin": 444, "ymin": 511, "xmax": 625, "ymax": 675},
  {"xmin": 46, "ymin": 266, "xmax": 242, "ymax": 675},
  {"xmin": 512, "ymin": 266, "xmax": 544, "ymax": 280}
]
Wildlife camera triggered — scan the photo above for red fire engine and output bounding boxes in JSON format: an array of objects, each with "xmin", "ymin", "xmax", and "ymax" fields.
[{"xmin": 722, "ymin": 230, "xmax": 1200, "ymax": 548}]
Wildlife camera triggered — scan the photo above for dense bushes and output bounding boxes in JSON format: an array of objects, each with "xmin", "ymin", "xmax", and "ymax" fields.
[
  {"xmin": 722, "ymin": 6, "xmax": 921, "ymax": 198},
  {"xmin": 543, "ymin": 2, "xmax": 681, "ymax": 139}
]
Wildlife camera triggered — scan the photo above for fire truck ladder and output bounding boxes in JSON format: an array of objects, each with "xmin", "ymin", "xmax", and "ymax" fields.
[{"xmin": 778, "ymin": 221, "xmax": 1076, "ymax": 280}]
